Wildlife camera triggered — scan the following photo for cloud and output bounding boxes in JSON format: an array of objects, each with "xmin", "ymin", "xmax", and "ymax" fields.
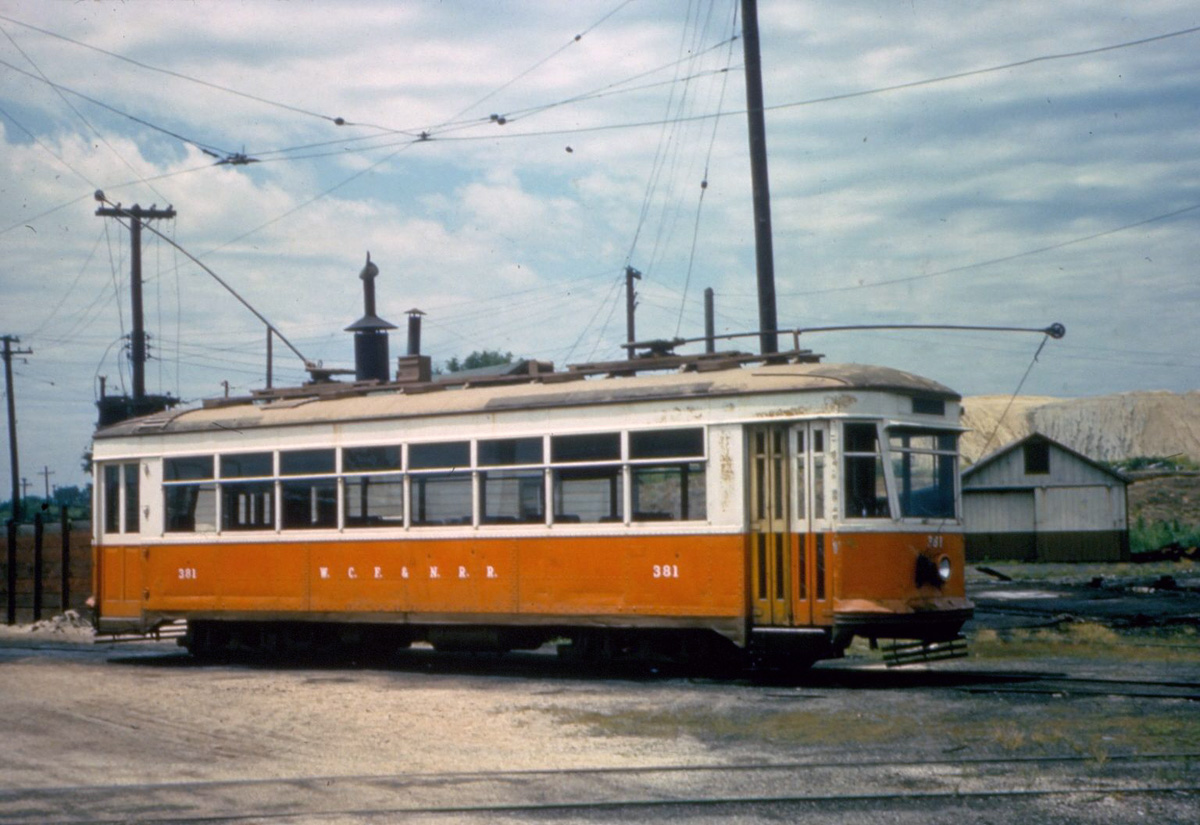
[{"xmin": 1, "ymin": 0, "xmax": 1199, "ymax": 490}]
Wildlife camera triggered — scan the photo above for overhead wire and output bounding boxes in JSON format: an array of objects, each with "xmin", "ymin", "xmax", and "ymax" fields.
[
  {"xmin": 0, "ymin": 11, "xmax": 348, "ymax": 126},
  {"xmin": 0, "ymin": 56, "xmax": 232, "ymax": 157},
  {"xmin": 0, "ymin": 22, "xmax": 173, "ymax": 206},
  {"xmin": 771, "ymin": 202, "xmax": 1200, "ymax": 297},
  {"xmin": 676, "ymin": 0, "xmax": 739, "ymax": 336}
]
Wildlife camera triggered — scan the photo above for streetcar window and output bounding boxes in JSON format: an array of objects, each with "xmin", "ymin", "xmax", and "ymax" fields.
[
  {"xmin": 221, "ymin": 452, "xmax": 272, "ymax": 478},
  {"xmin": 479, "ymin": 437, "xmax": 543, "ymax": 467},
  {"xmin": 281, "ymin": 479, "xmax": 337, "ymax": 529},
  {"xmin": 551, "ymin": 433, "xmax": 620, "ymax": 463},
  {"xmin": 221, "ymin": 481, "xmax": 275, "ymax": 530},
  {"xmin": 911, "ymin": 396, "xmax": 946, "ymax": 416},
  {"xmin": 344, "ymin": 476, "xmax": 404, "ymax": 528},
  {"xmin": 410, "ymin": 473, "xmax": 472, "ymax": 525},
  {"xmin": 102, "ymin": 462, "xmax": 140, "ymax": 534},
  {"xmin": 481, "ymin": 470, "xmax": 545, "ymax": 523},
  {"xmin": 102, "ymin": 465, "xmax": 120, "ymax": 534},
  {"xmin": 164, "ymin": 455, "xmax": 213, "ymax": 480},
  {"xmin": 165, "ymin": 483, "xmax": 217, "ymax": 533},
  {"xmin": 409, "ymin": 441, "xmax": 469, "ymax": 470},
  {"xmin": 280, "ymin": 449, "xmax": 335, "ymax": 476},
  {"xmin": 123, "ymin": 464, "xmax": 140, "ymax": 534},
  {"xmin": 632, "ymin": 463, "xmax": 706, "ymax": 521},
  {"xmin": 889, "ymin": 428, "xmax": 958, "ymax": 519},
  {"xmin": 553, "ymin": 466, "xmax": 623, "ymax": 523},
  {"xmin": 344, "ymin": 445, "xmax": 401, "ymax": 472},
  {"xmin": 164, "ymin": 456, "xmax": 216, "ymax": 533},
  {"xmin": 629, "ymin": 428, "xmax": 704, "ymax": 460},
  {"xmin": 843, "ymin": 423, "xmax": 890, "ymax": 518}
]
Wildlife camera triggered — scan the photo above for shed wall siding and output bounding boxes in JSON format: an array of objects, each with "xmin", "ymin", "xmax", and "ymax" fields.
[{"xmin": 964, "ymin": 443, "xmax": 1115, "ymax": 489}]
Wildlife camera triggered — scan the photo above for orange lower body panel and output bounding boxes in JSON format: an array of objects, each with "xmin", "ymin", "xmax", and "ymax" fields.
[{"xmin": 100, "ymin": 533, "xmax": 748, "ymax": 629}]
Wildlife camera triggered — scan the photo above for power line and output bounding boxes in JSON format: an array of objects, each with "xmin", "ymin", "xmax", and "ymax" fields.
[
  {"xmin": 773, "ymin": 202, "xmax": 1200, "ymax": 297},
  {"xmin": 0, "ymin": 56, "xmax": 231, "ymax": 156},
  {"xmin": 0, "ymin": 11, "xmax": 347, "ymax": 125},
  {"xmin": 0, "ymin": 23, "xmax": 172, "ymax": 206}
]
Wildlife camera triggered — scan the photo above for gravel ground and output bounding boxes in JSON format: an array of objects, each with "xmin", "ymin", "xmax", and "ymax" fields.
[{"xmin": 1, "ymin": 564, "xmax": 1198, "ymax": 824}]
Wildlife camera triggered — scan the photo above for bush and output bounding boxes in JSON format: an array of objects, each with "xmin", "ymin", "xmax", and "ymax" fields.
[{"xmin": 1130, "ymin": 515, "xmax": 1200, "ymax": 554}]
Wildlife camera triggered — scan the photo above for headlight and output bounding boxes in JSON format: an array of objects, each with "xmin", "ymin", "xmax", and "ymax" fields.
[{"xmin": 937, "ymin": 556, "xmax": 952, "ymax": 582}]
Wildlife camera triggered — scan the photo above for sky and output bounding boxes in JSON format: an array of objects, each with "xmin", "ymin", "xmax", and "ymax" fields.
[{"xmin": 1, "ymin": 0, "xmax": 1198, "ymax": 492}]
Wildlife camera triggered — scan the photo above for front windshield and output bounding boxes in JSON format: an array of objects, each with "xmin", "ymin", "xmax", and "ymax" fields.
[{"xmin": 889, "ymin": 429, "xmax": 958, "ymax": 519}]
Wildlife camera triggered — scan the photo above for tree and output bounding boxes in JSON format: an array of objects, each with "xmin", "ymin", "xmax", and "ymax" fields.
[{"xmin": 444, "ymin": 350, "xmax": 514, "ymax": 373}]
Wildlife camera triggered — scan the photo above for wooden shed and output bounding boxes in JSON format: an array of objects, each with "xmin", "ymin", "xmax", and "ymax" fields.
[{"xmin": 961, "ymin": 434, "xmax": 1129, "ymax": 563}]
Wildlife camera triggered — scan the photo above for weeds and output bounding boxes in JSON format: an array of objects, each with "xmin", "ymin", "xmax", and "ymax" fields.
[{"xmin": 970, "ymin": 621, "xmax": 1200, "ymax": 663}]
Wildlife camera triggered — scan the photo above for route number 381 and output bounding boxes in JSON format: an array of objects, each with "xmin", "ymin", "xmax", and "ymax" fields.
[{"xmin": 652, "ymin": 564, "xmax": 680, "ymax": 579}]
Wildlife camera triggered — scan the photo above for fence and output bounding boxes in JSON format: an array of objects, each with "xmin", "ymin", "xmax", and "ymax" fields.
[{"xmin": 3, "ymin": 513, "xmax": 92, "ymax": 624}]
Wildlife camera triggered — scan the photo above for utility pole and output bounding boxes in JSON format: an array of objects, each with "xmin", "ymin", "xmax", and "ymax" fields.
[
  {"xmin": 40, "ymin": 466, "xmax": 54, "ymax": 500},
  {"xmin": 94, "ymin": 203, "xmax": 176, "ymax": 401},
  {"xmin": 625, "ymin": 266, "xmax": 641, "ymax": 360},
  {"xmin": 704, "ymin": 288, "xmax": 716, "ymax": 354},
  {"xmin": 2, "ymin": 335, "xmax": 31, "ymax": 522},
  {"xmin": 741, "ymin": 0, "xmax": 779, "ymax": 355}
]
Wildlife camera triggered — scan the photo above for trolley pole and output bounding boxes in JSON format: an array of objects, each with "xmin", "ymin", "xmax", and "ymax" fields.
[
  {"xmin": 94, "ymin": 204, "xmax": 177, "ymax": 401},
  {"xmin": 3, "ymin": 335, "xmax": 31, "ymax": 523}
]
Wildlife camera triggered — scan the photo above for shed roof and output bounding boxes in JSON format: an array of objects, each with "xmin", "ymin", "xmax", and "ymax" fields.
[{"xmin": 962, "ymin": 432, "xmax": 1128, "ymax": 485}]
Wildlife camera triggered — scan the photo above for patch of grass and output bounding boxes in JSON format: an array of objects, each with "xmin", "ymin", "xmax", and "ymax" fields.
[
  {"xmin": 955, "ymin": 711, "xmax": 1200, "ymax": 758},
  {"xmin": 967, "ymin": 558, "xmax": 1195, "ymax": 583},
  {"xmin": 555, "ymin": 705, "xmax": 925, "ymax": 747},
  {"xmin": 548, "ymin": 698, "xmax": 1200, "ymax": 759},
  {"xmin": 970, "ymin": 622, "xmax": 1200, "ymax": 663}
]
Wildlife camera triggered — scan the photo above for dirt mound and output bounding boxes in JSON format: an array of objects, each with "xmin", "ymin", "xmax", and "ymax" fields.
[{"xmin": 962, "ymin": 391, "xmax": 1200, "ymax": 465}]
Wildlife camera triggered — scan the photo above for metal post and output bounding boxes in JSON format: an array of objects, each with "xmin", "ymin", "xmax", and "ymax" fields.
[
  {"xmin": 266, "ymin": 327, "xmax": 273, "ymax": 389},
  {"xmin": 741, "ymin": 0, "xmax": 779, "ymax": 355},
  {"xmin": 3, "ymin": 335, "xmax": 31, "ymax": 523},
  {"xmin": 5, "ymin": 519, "xmax": 14, "ymax": 625},
  {"xmin": 60, "ymin": 507, "xmax": 70, "ymax": 612},
  {"xmin": 625, "ymin": 266, "xmax": 641, "ymax": 359},
  {"xmin": 32, "ymin": 511, "xmax": 43, "ymax": 622},
  {"xmin": 704, "ymin": 288, "xmax": 716, "ymax": 354}
]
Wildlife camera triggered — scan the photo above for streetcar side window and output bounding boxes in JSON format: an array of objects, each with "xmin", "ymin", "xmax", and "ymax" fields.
[
  {"xmin": 551, "ymin": 433, "xmax": 622, "ymax": 523},
  {"xmin": 101, "ymin": 462, "xmax": 141, "ymax": 535},
  {"xmin": 481, "ymin": 469, "xmax": 545, "ymax": 524},
  {"xmin": 631, "ymin": 463, "xmax": 706, "ymax": 521},
  {"xmin": 280, "ymin": 448, "xmax": 337, "ymax": 530},
  {"xmin": 478, "ymin": 437, "xmax": 546, "ymax": 524},
  {"xmin": 220, "ymin": 452, "xmax": 275, "ymax": 531},
  {"xmin": 629, "ymin": 427, "xmax": 706, "ymax": 521},
  {"xmin": 843, "ymin": 423, "xmax": 890, "ymax": 519},
  {"xmin": 409, "ymin": 441, "xmax": 472, "ymax": 526},
  {"xmin": 343, "ymin": 446, "xmax": 403, "ymax": 528},
  {"xmin": 410, "ymin": 471, "xmax": 472, "ymax": 526},
  {"xmin": 553, "ymin": 465, "xmax": 623, "ymax": 523},
  {"xmin": 889, "ymin": 429, "xmax": 958, "ymax": 519},
  {"xmin": 151, "ymin": 428, "xmax": 707, "ymax": 533},
  {"xmin": 102, "ymin": 465, "xmax": 121, "ymax": 534},
  {"xmin": 164, "ymin": 455, "xmax": 216, "ymax": 533}
]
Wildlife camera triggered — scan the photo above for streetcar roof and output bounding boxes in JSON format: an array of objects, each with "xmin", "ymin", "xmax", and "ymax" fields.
[{"xmin": 94, "ymin": 362, "xmax": 959, "ymax": 439}]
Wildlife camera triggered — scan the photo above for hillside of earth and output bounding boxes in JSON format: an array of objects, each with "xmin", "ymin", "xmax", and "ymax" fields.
[{"xmin": 961, "ymin": 390, "xmax": 1200, "ymax": 465}]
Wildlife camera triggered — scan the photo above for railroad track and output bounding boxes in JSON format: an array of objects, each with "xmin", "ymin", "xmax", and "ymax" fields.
[
  {"xmin": 2, "ymin": 753, "xmax": 1196, "ymax": 824},
  {"xmin": 958, "ymin": 674, "xmax": 1200, "ymax": 701}
]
